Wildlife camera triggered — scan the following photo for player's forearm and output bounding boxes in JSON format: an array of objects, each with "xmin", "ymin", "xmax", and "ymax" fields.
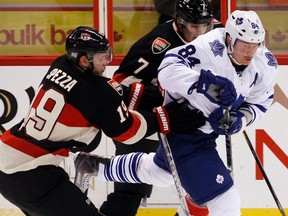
[{"xmin": 158, "ymin": 63, "xmax": 200, "ymax": 95}]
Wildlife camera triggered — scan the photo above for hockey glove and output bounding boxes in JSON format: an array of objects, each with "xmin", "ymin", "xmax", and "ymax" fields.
[
  {"xmin": 128, "ymin": 82, "xmax": 164, "ymax": 111},
  {"xmin": 197, "ymin": 69, "xmax": 237, "ymax": 107},
  {"xmin": 208, "ymin": 107, "xmax": 248, "ymax": 135},
  {"xmin": 154, "ymin": 100, "xmax": 206, "ymax": 135}
]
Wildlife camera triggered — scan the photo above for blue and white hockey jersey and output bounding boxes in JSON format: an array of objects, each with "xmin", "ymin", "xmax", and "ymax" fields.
[{"xmin": 158, "ymin": 28, "xmax": 278, "ymax": 134}]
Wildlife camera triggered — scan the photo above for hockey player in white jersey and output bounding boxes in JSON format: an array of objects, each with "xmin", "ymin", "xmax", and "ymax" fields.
[{"xmin": 74, "ymin": 10, "xmax": 278, "ymax": 216}]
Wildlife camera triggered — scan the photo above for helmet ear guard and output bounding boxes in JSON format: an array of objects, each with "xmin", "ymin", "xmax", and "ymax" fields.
[
  {"xmin": 66, "ymin": 51, "xmax": 86, "ymax": 63},
  {"xmin": 177, "ymin": 17, "xmax": 186, "ymax": 28}
]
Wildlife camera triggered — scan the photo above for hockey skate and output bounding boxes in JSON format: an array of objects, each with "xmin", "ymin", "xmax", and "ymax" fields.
[{"xmin": 74, "ymin": 152, "xmax": 111, "ymax": 193}]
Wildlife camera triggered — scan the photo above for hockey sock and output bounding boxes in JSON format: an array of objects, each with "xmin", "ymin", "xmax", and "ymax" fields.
[{"xmin": 98, "ymin": 152, "xmax": 144, "ymax": 184}]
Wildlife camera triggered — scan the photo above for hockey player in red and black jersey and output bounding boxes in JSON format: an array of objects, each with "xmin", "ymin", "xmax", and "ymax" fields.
[
  {"xmin": 0, "ymin": 26, "xmax": 206, "ymax": 216},
  {"xmin": 99, "ymin": 0, "xmax": 221, "ymax": 216}
]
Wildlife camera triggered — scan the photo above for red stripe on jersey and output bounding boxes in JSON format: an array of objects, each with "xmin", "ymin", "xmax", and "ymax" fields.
[
  {"xmin": 32, "ymin": 88, "xmax": 99, "ymax": 128},
  {"xmin": 58, "ymin": 103, "xmax": 96, "ymax": 127},
  {"xmin": 113, "ymin": 73, "xmax": 127, "ymax": 83},
  {"xmin": 112, "ymin": 112, "xmax": 142, "ymax": 143},
  {"xmin": 0, "ymin": 130, "xmax": 69, "ymax": 158},
  {"xmin": 32, "ymin": 88, "xmax": 45, "ymax": 108}
]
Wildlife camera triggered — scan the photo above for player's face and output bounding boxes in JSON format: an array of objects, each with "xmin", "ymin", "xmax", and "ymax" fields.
[
  {"xmin": 182, "ymin": 22, "xmax": 209, "ymax": 42},
  {"xmin": 92, "ymin": 49, "xmax": 113, "ymax": 76},
  {"xmin": 232, "ymin": 39, "xmax": 259, "ymax": 65}
]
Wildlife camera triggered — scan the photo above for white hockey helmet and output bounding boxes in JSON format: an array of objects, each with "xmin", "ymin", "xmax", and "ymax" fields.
[{"xmin": 225, "ymin": 10, "xmax": 265, "ymax": 46}]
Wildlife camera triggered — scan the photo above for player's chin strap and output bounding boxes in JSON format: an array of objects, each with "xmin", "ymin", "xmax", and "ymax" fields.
[
  {"xmin": 227, "ymin": 44, "xmax": 242, "ymax": 66},
  {"xmin": 174, "ymin": 19, "xmax": 190, "ymax": 44},
  {"xmin": 228, "ymin": 54, "xmax": 242, "ymax": 66}
]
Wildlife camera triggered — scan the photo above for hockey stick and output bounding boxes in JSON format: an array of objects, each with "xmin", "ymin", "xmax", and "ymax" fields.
[
  {"xmin": 243, "ymin": 130, "xmax": 286, "ymax": 216},
  {"xmin": 224, "ymin": 108, "xmax": 233, "ymax": 175},
  {"xmin": 158, "ymin": 133, "xmax": 190, "ymax": 216}
]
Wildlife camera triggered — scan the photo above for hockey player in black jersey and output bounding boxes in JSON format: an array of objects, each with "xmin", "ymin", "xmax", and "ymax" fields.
[
  {"xmin": 0, "ymin": 26, "xmax": 206, "ymax": 216},
  {"xmin": 99, "ymin": 0, "xmax": 218, "ymax": 216}
]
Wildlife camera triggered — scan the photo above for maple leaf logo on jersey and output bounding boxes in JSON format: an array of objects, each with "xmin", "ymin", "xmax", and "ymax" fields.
[
  {"xmin": 108, "ymin": 80, "xmax": 123, "ymax": 96},
  {"xmin": 216, "ymin": 174, "xmax": 224, "ymax": 184},
  {"xmin": 152, "ymin": 37, "xmax": 171, "ymax": 54},
  {"xmin": 265, "ymin": 52, "xmax": 277, "ymax": 68},
  {"xmin": 209, "ymin": 39, "xmax": 225, "ymax": 57}
]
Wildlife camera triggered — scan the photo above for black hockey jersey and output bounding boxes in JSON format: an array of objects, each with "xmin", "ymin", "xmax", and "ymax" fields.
[
  {"xmin": 113, "ymin": 20, "xmax": 184, "ymax": 86},
  {"xmin": 0, "ymin": 55, "xmax": 155, "ymax": 174},
  {"xmin": 113, "ymin": 19, "xmax": 223, "ymax": 86}
]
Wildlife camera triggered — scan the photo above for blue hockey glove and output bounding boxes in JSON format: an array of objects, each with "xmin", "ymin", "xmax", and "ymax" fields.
[
  {"xmin": 197, "ymin": 69, "xmax": 237, "ymax": 107},
  {"xmin": 208, "ymin": 107, "xmax": 247, "ymax": 135},
  {"xmin": 228, "ymin": 110, "xmax": 246, "ymax": 134}
]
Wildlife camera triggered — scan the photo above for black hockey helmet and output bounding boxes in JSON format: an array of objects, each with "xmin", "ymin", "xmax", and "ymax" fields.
[
  {"xmin": 65, "ymin": 26, "xmax": 111, "ymax": 63},
  {"xmin": 176, "ymin": 0, "xmax": 213, "ymax": 24}
]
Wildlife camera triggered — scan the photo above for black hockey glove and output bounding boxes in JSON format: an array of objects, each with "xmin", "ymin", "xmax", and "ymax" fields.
[
  {"xmin": 154, "ymin": 100, "xmax": 206, "ymax": 135},
  {"xmin": 196, "ymin": 69, "xmax": 237, "ymax": 107},
  {"xmin": 127, "ymin": 82, "xmax": 163, "ymax": 111}
]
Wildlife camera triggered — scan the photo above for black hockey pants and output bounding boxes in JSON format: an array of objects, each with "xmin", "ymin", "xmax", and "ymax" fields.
[{"xmin": 0, "ymin": 165, "xmax": 101, "ymax": 216}]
